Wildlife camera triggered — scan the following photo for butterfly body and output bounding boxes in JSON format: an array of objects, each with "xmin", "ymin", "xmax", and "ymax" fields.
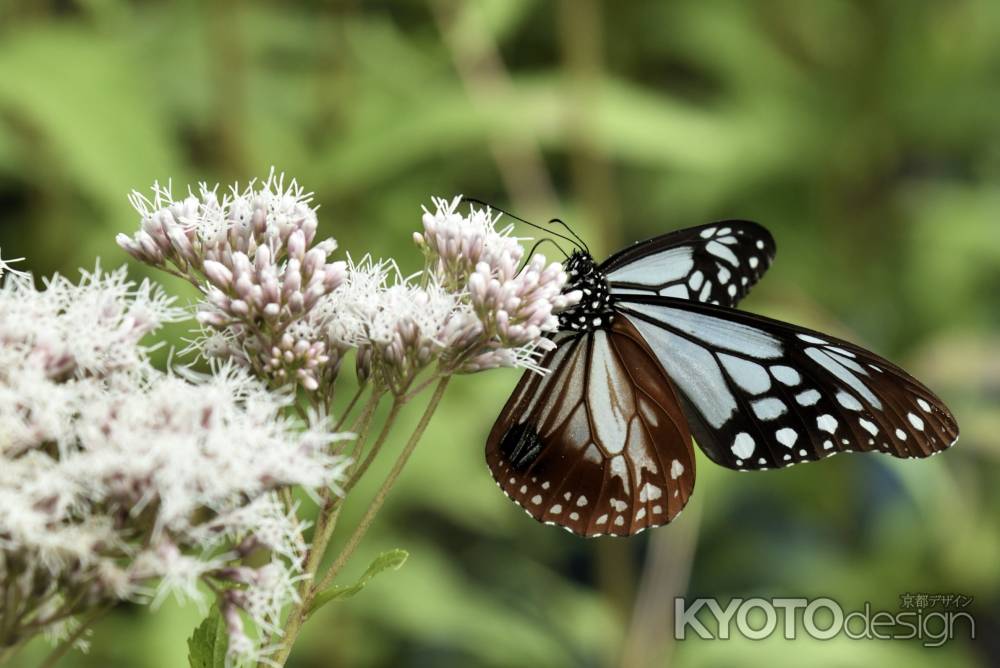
[
  {"xmin": 487, "ymin": 220, "xmax": 959, "ymax": 537},
  {"xmin": 558, "ymin": 251, "xmax": 615, "ymax": 333}
]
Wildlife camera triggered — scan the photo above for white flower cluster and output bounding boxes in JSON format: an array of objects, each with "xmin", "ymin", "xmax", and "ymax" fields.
[
  {"xmin": 119, "ymin": 177, "xmax": 580, "ymax": 397},
  {"xmin": 0, "ymin": 266, "xmax": 349, "ymax": 665},
  {"xmin": 411, "ymin": 196, "xmax": 580, "ymax": 372},
  {"xmin": 307, "ymin": 196, "xmax": 580, "ymax": 393},
  {"xmin": 117, "ymin": 171, "xmax": 347, "ymax": 393}
]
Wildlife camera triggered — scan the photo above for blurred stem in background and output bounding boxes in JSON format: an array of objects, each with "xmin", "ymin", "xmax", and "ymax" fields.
[{"xmin": 433, "ymin": 0, "xmax": 557, "ymax": 216}]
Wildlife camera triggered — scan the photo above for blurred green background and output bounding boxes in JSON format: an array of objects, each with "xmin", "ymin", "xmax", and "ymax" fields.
[{"xmin": 1, "ymin": 1, "xmax": 997, "ymax": 666}]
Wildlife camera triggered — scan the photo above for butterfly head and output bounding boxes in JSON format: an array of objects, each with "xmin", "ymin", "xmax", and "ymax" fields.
[{"xmin": 559, "ymin": 250, "xmax": 614, "ymax": 332}]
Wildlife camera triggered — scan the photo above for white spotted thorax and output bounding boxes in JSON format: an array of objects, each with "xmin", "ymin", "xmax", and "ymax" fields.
[{"xmin": 558, "ymin": 251, "xmax": 615, "ymax": 333}]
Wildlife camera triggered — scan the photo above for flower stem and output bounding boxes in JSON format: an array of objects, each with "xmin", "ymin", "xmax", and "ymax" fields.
[
  {"xmin": 334, "ymin": 383, "xmax": 367, "ymax": 432},
  {"xmin": 259, "ymin": 393, "xmax": 383, "ymax": 668},
  {"xmin": 266, "ymin": 376, "xmax": 450, "ymax": 667},
  {"xmin": 314, "ymin": 376, "xmax": 450, "ymax": 594},
  {"xmin": 341, "ymin": 399, "xmax": 403, "ymax": 496}
]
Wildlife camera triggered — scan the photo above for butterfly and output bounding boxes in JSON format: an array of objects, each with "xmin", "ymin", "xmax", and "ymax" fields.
[{"xmin": 486, "ymin": 219, "xmax": 960, "ymax": 537}]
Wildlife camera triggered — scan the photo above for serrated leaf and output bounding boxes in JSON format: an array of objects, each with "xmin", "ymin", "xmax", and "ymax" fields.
[
  {"xmin": 308, "ymin": 549, "xmax": 408, "ymax": 616},
  {"xmin": 187, "ymin": 608, "xmax": 228, "ymax": 668}
]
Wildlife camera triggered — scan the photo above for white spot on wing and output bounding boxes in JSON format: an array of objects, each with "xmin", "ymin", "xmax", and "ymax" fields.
[
  {"xmin": 805, "ymin": 347, "xmax": 882, "ymax": 409},
  {"xmin": 670, "ymin": 459, "xmax": 685, "ymax": 479},
  {"xmin": 837, "ymin": 391, "xmax": 863, "ymax": 411},
  {"xmin": 719, "ymin": 354, "xmax": 772, "ymax": 394},
  {"xmin": 817, "ymin": 414, "xmax": 838, "ymax": 433},
  {"xmin": 908, "ymin": 413, "xmax": 925, "ymax": 431},
  {"xmin": 776, "ymin": 428, "xmax": 798, "ymax": 447},
  {"xmin": 795, "ymin": 389, "xmax": 821, "ymax": 406},
  {"xmin": 706, "ymin": 240, "xmax": 739, "ymax": 265},
  {"xmin": 610, "ymin": 455, "xmax": 630, "ymax": 488},
  {"xmin": 770, "ymin": 365, "xmax": 801, "ymax": 386},
  {"xmin": 751, "ymin": 397, "xmax": 787, "ymax": 420},
  {"xmin": 732, "ymin": 432, "xmax": 755, "ymax": 458},
  {"xmin": 639, "ymin": 483, "xmax": 662, "ymax": 502}
]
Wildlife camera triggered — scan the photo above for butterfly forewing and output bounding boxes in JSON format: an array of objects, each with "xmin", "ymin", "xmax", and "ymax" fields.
[
  {"xmin": 616, "ymin": 296, "xmax": 959, "ymax": 471},
  {"xmin": 601, "ymin": 221, "xmax": 775, "ymax": 307},
  {"xmin": 486, "ymin": 317, "xmax": 695, "ymax": 537}
]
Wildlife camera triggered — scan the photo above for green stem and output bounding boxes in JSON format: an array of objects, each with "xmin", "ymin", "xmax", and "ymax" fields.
[
  {"xmin": 341, "ymin": 399, "xmax": 403, "ymax": 496},
  {"xmin": 314, "ymin": 377, "xmax": 450, "ymax": 595},
  {"xmin": 258, "ymin": 391, "xmax": 382, "ymax": 668},
  {"xmin": 334, "ymin": 383, "xmax": 367, "ymax": 432},
  {"xmin": 267, "ymin": 376, "xmax": 450, "ymax": 667}
]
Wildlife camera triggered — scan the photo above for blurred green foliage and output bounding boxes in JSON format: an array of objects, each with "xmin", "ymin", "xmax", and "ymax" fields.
[{"xmin": 0, "ymin": 1, "xmax": 996, "ymax": 666}]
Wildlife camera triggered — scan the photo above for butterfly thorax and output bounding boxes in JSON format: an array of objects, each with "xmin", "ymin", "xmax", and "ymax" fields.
[{"xmin": 558, "ymin": 251, "xmax": 615, "ymax": 332}]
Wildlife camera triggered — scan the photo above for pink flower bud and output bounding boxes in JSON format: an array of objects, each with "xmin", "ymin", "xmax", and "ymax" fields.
[
  {"xmin": 287, "ymin": 229, "xmax": 306, "ymax": 261},
  {"xmin": 203, "ymin": 260, "xmax": 233, "ymax": 289}
]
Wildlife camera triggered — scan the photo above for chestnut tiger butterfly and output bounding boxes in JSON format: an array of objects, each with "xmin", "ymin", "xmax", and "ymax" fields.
[{"xmin": 484, "ymin": 210, "xmax": 959, "ymax": 537}]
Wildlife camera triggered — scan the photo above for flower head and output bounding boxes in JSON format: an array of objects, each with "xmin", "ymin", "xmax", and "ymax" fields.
[
  {"xmin": 118, "ymin": 170, "xmax": 347, "ymax": 393},
  {"xmin": 0, "ymin": 265, "xmax": 350, "ymax": 665}
]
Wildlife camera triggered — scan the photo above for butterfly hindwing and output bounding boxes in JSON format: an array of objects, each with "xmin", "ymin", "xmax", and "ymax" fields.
[
  {"xmin": 601, "ymin": 220, "xmax": 775, "ymax": 307},
  {"xmin": 616, "ymin": 296, "xmax": 960, "ymax": 471},
  {"xmin": 486, "ymin": 317, "xmax": 695, "ymax": 537}
]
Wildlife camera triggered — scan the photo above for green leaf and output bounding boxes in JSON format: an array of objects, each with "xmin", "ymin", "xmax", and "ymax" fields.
[
  {"xmin": 308, "ymin": 549, "xmax": 409, "ymax": 616},
  {"xmin": 187, "ymin": 607, "xmax": 228, "ymax": 668}
]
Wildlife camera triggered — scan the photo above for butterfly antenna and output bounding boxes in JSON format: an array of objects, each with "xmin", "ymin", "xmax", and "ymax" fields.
[
  {"xmin": 462, "ymin": 197, "xmax": 584, "ymax": 251},
  {"xmin": 547, "ymin": 218, "xmax": 589, "ymax": 254},
  {"xmin": 523, "ymin": 237, "xmax": 569, "ymax": 264}
]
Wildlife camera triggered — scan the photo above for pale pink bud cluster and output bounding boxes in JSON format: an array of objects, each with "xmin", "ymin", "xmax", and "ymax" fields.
[
  {"xmin": 468, "ymin": 253, "xmax": 578, "ymax": 347},
  {"xmin": 117, "ymin": 171, "xmax": 347, "ymax": 393},
  {"xmin": 414, "ymin": 196, "xmax": 524, "ymax": 289},
  {"xmin": 361, "ymin": 283, "xmax": 462, "ymax": 393},
  {"xmin": 414, "ymin": 197, "xmax": 580, "ymax": 375}
]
